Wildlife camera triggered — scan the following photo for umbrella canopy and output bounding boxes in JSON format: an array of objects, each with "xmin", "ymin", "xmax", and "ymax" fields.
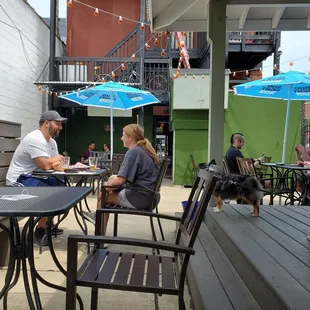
[
  {"xmin": 233, "ymin": 71, "xmax": 310, "ymax": 163},
  {"xmin": 60, "ymin": 82, "xmax": 160, "ymax": 158},
  {"xmin": 60, "ymin": 81, "xmax": 160, "ymax": 109}
]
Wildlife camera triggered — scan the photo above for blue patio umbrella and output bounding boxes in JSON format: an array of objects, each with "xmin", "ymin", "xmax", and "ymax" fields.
[
  {"xmin": 60, "ymin": 81, "xmax": 160, "ymax": 157},
  {"xmin": 233, "ymin": 71, "xmax": 310, "ymax": 163}
]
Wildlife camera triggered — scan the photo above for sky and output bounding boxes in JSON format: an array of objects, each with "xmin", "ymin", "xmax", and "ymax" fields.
[{"xmin": 27, "ymin": 0, "xmax": 310, "ymax": 76}]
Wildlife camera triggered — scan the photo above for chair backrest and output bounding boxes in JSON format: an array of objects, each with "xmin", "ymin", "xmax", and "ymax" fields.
[
  {"xmin": 223, "ymin": 156, "xmax": 231, "ymax": 174},
  {"xmin": 0, "ymin": 120, "xmax": 21, "ymax": 186},
  {"xmin": 89, "ymin": 151, "xmax": 110, "ymax": 168},
  {"xmin": 111, "ymin": 153, "xmax": 125, "ymax": 174},
  {"xmin": 236, "ymin": 157, "xmax": 256, "ymax": 176},
  {"xmin": 176, "ymin": 169, "xmax": 217, "ymax": 248}
]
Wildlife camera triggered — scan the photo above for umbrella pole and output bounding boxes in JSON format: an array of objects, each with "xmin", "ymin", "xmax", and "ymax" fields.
[
  {"xmin": 110, "ymin": 102, "xmax": 113, "ymax": 160},
  {"xmin": 281, "ymin": 86, "xmax": 292, "ymax": 163}
]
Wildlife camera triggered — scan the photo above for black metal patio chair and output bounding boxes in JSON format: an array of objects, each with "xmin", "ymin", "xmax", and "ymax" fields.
[
  {"xmin": 99, "ymin": 158, "xmax": 171, "ymax": 242},
  {"xmin": 65, "ymin": 169, "xmax": 217, "ymax": 310}
]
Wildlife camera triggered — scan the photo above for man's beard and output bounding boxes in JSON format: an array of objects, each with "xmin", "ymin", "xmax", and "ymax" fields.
[{"xmin": 49, "ymin": 127, "xmax": 59, "ymax": 138}]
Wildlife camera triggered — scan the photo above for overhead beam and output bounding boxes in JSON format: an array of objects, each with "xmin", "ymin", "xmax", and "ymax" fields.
[
  {"xmin": 307, "ymin": 13, "xmax": 310, "ymax": 28},
  {"xmin": 272, "ymin": 7, "xmax": 285, "ymax": 28},
  {"xmin": 153, "ymin": 0, "xmax": 200, "ymax": 31},
  {"xmin": 153, "ymin": 18, "xmax": 310, "ymax": 32},
  {"xmin": 227, "ymin": 0, "xmax": 310, "ymax": 6},
  {"xmin": 239, "ymin": 7, "xmax": 249, "ymax": 29}
]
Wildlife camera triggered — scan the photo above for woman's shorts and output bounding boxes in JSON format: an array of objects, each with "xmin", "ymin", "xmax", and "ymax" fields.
[{"xmin": 118, "ymin": 189, "xmax": 136, "ymax": 209}]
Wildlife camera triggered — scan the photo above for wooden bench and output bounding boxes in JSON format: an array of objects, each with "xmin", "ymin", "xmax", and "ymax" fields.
[{"xmin": 0, "ymin": 120, "xmax": 21, "ymax": 266}]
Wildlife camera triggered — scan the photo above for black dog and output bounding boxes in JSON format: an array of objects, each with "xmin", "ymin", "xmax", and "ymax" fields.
[{"xmin": 205, "ymin": 163, "xmax": 263, "ymax": 217}]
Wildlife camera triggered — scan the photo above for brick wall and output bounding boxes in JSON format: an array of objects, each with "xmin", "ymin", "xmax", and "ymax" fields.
[{"xmin": 0, "ymin": 0, "xmax": 65, "ymax": 137}]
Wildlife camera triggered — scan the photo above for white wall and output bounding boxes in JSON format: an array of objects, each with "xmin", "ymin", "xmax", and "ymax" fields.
[
  {"xmin": 172, "ymin": 69, "xmax": 230, "ymax": 110},
  {"xmin": 0, "ymin": 0, "xmax": 65, "ymax": 137}
]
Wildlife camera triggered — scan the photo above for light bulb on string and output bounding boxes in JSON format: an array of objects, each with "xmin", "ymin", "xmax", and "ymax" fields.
[
  {"xmin": 158, "ymin": 32, "xmax": 163, "ymax": 37},
  {"xmin": 118, "ymin": 16, "xmax": 123, "ymax": 24},
  {"xmin": 177, "ymin": 42, "xmax": 181, "ymax": 48},
  {"xmin": 173, "ymin": 73, "xmax": 178, "ymax": 79},
  {"xmin": 140, "ymin": 22, "xmax": 145, "ymax": 30},
  {"xmin": 289, "ymin": 62, "xmax": 293, "ymax": 66},
  {"xmin": 131, "ymin": 54, "xmax": 136, "ymax": 60},
  {"xmin": 121, "ymin": 63, "xmax": 126, "ymax": 70},
  {"xmin": 202, "ymin": 75, "xmax": 205, "ymax": 79},
  {"xmin": 94, "ymin": 8, "xmax": 99, "ymax": 17},
  {"xmin": 183, "ymin": 32, "xmax": 187, "ymax": 37},
  {"xmin": 232, "ymin": 72, "xmax": 236, "ymax": 77},
  {"xmin": 180, "ymin": 40, "xmax": 185, "ymax": 48},
  {"xmin": 245, "ymin": 70, "xmax": 249, "ymax": 76},
  {"xmin": 161, "ymin": 49, "xmax": 166, "ymax": 57},
  {"xmin": 111, "ymin": 71, "xmax": 115, "ymax": 78},
  {"xmin": 192, "ymin": 74, "xmax": 196, "ymax": 79},
  {"xmin": 85, "ymin": 86, "xmax": 89, "ymax": 90},
  {"xmin": 154, "ymin": 38, "xmax": 159, "ymax": 46},
  {"xmin": 184, "ymin": 74, "xmax": 187, "ymax": 78},
  {"xmin": 67, "ymin": 0, "xmax": 72, "ymax": 8},
  {"xmin": 273, "ymin": 64, "xmax": 277, "ymax": 70},
  {"xmin": 145, "ymin": 43, "xmax": 150, "ymax": 50}
]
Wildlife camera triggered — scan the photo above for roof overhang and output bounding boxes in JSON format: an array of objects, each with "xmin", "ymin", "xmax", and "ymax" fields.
[{"xmin": 147, "ymin": 0, "xmax": 310, "ymax": 32}]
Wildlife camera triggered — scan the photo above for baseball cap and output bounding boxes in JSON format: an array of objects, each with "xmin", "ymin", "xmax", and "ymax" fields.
[{"xmin": 39, "ymin": 110, "xmax": 68, "ymax": 123}]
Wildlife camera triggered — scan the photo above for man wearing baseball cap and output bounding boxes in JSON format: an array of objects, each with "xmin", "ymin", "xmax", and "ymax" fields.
[{"xmin": 6, "ymin": 110, "xmax": 68, "ymax": 245}]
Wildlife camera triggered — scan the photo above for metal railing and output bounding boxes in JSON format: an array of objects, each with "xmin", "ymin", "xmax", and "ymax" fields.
[{"xmin": 54, "ymin": 57, "xmax": 170, "ymax": 94}]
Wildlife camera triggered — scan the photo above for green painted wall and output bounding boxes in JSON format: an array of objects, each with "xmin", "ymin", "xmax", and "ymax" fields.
[
  {"xmin": 172, "ymin": 92, "xmax": 302, "ymax": 185},
  {"xmin": 57, "ymin": 106, "xmax": 154, "ymax": 163}
]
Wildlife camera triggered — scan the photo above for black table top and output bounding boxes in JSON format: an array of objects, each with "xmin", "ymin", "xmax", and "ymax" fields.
[
  {"xmin": 0, "ymin": 187, "xmax": 92, "ymax": 217},
  {"xmin": 32, "ymin": 168, "xmax": 107, "ymax": 177},
  {"xmin": 262, "ymin": 163, "xmax": 310, "ymax": 171}
]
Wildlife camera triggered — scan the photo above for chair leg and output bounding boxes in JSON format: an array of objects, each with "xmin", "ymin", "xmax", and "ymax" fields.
[
  {"xmin": 149, "ymin": 217, "xmax": 160, "ymax": 255},
  {"xmin": 66, "ymin": 283, "xmax": 77, "ymax": 310},
  {"xmin": 90, "ymin": 288, "xmax": 98, "ymax": 310},
  {"xmin": 155, "ymin": 206, "xmax": 165, "ymax": 241},
  {"xmin": 113, "ymin": 214, "xmax": 118, "ymax": 237},
  {"xmin": 178, "ymin": 295, "xmax": 186, "ymax": 310}
]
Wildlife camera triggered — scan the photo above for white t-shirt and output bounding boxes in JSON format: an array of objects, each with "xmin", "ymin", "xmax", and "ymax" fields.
[{"xmin": 6, "ymin": 129, "xmax": 59, "ymax": 185}]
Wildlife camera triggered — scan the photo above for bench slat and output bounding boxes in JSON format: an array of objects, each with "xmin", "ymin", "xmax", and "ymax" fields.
[
  {"xmin": 113, "ymin": 253, "xmax": 133, "ymax": 285},
  {"xmin": 130, "ymin": 254, "xmax": 146, "ymax": 286},
  {"xmin": 0, "ymin": 139, "xmax": 20, "ymax": 152},
  {"xmin": 0, "ymin": 167, "xmax": 8, "ymax": 183},
  {"xmin": 97, "ymin": 252, "xmax": 120, "ymax": 283},
  {"xmin": 0, "ymin": 122, "xmax": 21, "ymax": 138},
  {"xmin": 146, "ymin": 255, "xmax": 159, "ymax": 288},
  {"xmin": 0, "ymin": 153, "xmax": 13, "ymax": 167}
]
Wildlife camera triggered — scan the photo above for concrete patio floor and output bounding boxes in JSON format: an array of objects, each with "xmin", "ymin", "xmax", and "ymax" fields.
[{"xmin": 0, "ymin": 180, "xmax": 193, "ymax": 310}]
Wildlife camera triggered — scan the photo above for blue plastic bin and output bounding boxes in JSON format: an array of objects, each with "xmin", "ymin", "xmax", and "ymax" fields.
[{"xmin": 182, "ymin": 200, "xmax": 199, "ymax": 220}]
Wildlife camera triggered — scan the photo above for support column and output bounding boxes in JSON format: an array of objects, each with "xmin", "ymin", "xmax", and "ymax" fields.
[
  {"xmin": 49, "ymin": 0, "xmax": 57, "ymax": 110},
  {"xmin": 207, "ymin": 0, "xmax": 227, "ymax": 165},
  {"xmin": 273, "ymin": 31, "xmax": 281, "ymax": 75}
]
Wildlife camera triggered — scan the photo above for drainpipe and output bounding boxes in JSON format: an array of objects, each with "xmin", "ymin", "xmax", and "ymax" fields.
[
  {"xmin": 49, "ymin": 0, "xmax": 57, "ymax": 110},
  {"xmin": 138, "ymin": 0, "xmax": 145, "ymax": 127}
]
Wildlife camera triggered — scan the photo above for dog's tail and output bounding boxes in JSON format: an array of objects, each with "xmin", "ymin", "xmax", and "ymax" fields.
[{"xmin": 241, "ymin": 176, "xmax": 264, "ymax": 200}]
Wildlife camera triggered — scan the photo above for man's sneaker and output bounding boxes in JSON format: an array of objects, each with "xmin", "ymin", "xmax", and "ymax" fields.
[
  {"xmin": 34, "ymin": 227, "xmax": 48, "ymax": 246},
  {"xmin": 51, "ymin": 225, "xmax": 64, "ymax": 235},
  {"xmin": 83, "ymin": 211, "xmax": 96, "ymax": 224}
]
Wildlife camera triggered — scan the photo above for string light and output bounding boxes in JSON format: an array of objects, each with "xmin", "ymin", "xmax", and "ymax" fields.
[
  {"xmin": 140, "ymin": 22, "xmax": 145, "ymax": 30},
  {"xmin": 145, "ymin": 43, "xmax": 150, "ymax": 50},
  {"xmin": 154, "ymin": 38, "xmax": 159, "ymax": 46},
  {"xmin": 94, "ymin": 8, "xmax": 99, "ymax": 17},
  {"xmin": 131, "ymin": 53, "xmax": 136, "ymax": 60},
  {"xmin": 161, "ymin": 49, "xmax": 166, "ymax": 57},
  {"xmin": 118, "ymin": 16, "xmax": 123, "ymax": 24},
  {"xmin": 67, "ymin": 0, "xmax": 72, "ymax": 8},
  {"xmin": 289, "ymin": 62, "xmax": 293, "ymax": 66}
]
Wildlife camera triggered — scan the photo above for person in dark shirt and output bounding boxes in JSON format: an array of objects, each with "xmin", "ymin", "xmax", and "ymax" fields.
[
  {"xmin": 226, "ymin": 133, "xmax": 262, "ymax": 174},
  {"xmin": 80, "ymin": 141, "xmax": 95, "ymax": 162}
]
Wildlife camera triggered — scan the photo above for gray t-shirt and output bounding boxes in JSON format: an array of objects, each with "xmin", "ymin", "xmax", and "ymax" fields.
[
  {"xmin": 117, "ymin": 146, "xmax": 159, "ymax": 209},
  {"xmin": 6, "ymin": 129, "xmax": 58, "ymax": 185}
]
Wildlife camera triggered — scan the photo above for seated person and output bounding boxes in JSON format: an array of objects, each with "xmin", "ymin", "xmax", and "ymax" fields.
[
  {"xmin": 92, "ymin": 124, "xmax": 160, "ymax": 234},
  {"xmin": 295, "ymin": 144, "xmax": 310, "ymax": 164},
  {"xmin": 294, "ymin": 144, "xmax": 310, "ymax": 194},
  {"xmin": 6, "ymin": 110, "xmax": 68, "ymax": 245},
  {"xmin": 103, "ymin": 143, "xmax": 110, "ymax": 152},
  {"xmin": 226, "ymin": 133, "xmax": 263, "ymax": 174},
  {"xmin": 81, "ymin": 141, "xmax": 95, "ymax": 163}
]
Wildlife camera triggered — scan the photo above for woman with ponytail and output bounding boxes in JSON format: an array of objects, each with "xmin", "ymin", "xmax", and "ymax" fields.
[{"xmin": 96, "ymin": 124, "xmax": 160, "ymax": 232}]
